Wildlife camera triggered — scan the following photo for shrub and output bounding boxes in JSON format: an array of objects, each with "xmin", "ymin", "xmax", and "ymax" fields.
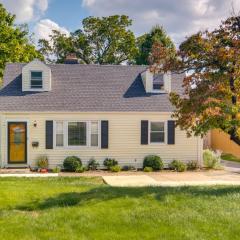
[
  {"xmin": 122, "ymin": 165, "xmax": 136, "ymax": 171},
  {"xmin": 110, "ymin": 165, "xmax": 121, "ymax": 172},
  {"xmin": 63, "ymin": 156, "xmax": 82, "ymax": 172},
  {"xmin": 75, "ymin": 166, "xmax": 86, "ymax": 173},
  {"xmin": 87, "ymin": 158, "xmax": 100, "ymax": 170},
  {"xmin": 52, "ymin": 166, "xmax": 61, "ymax": 173},
  {"xmin": 143, "ymin": 155, "xmax": 163, "ymax": 171},
  {"xmin": 203, "ymin": 149, "xmax": 221, "ymax": 169},
  {"xmin": 169, "ymin": 160, "xmax": 186, "ymax": 172},
  {"xmin": 143, "ymin": 167, "xmax": 153, "ymax": 172},
  {"xmin": 187, "ymin": 160, "xmax": 199, "ymax": 170},
  {"xmin": 103, "ymin": 158, "xmax": 118, "ymax": 170},
  {"xmin": 37, "ymin": 156, "xmax": 48, "ymax": 169}
]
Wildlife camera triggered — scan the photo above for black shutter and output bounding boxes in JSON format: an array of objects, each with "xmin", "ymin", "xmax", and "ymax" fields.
[
  {"xmin": 46, "ymin": 120, "xmax": 53, "ymax": 149},
  {"xmin": 101, "ymin": 120, "xmax": 109, "ymax": 149},
  {"xmin": 141, "ymin": 120, "xmax": 148, "ymax": 144},
  {"xmin": 168, "ymin": 120, "xmax": 175, "ymax": 144}
]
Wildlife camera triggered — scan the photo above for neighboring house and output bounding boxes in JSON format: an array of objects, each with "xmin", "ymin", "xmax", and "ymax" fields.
[
  {"xmin": 0, "ymin": 58, "xmax": 203, "ymax": 168},
  {"xmin": 208, "ymin": 130, "xmax": 240, "ymax": 158}
]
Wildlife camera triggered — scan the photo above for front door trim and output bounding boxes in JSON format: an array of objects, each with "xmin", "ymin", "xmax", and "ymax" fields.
[{"xmin": 7, "ymin": 120, "xmax": 29, "ymax": 164}]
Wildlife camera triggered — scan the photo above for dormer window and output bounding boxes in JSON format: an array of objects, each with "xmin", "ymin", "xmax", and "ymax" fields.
[
  {"xmin": 141, "ymin": 69, "xmax": 171, "ymax": 94},
  {"xmin": 153, "ymin": 74, "xmax": 164, "ymax": 91},
  {"xmin": 31, "ymin": 71, "xmax": 43, "ymax": 89},
  {"xmin": 22, "ymin": 59, "xmax": 51, "ymax": 92}
]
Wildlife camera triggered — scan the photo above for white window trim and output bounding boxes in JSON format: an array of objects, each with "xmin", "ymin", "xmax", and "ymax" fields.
[
  {"xmin": 53, "ymin": 120, "xmax": 101, "ymax": 149},
  {"xmin": 29, "ymin": 70, "xmax": 43, "ymax": 91},
  {"xmin": 151, "ymin": 89, "xmax": 166, "ymax": 93},
  {"xmin": 148, "ymin": 121, "xmax": 167, "ymax": 145}
]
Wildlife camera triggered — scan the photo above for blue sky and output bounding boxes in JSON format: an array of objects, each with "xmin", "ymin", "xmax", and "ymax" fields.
[
  {"xmin": 41, "ymin": 0, "xmax": 88, "ymax": 31},
  {"xmin": 0, "ymin": 0, "xmax": 239, "ymax": 45}
]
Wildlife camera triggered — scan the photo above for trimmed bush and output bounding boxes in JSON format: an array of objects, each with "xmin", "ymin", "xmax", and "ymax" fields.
[
  {"xmin": 203, "ymin": 149, "xmax": 221, "ymax": 169},
  {"xmin": 110, "ymin": 165, "xmax": 121, "ymax": 172},
  {"xmin": 75, "ymin": 166, "xmax": 86, "ymax": 173},
  {"xmin": 187, "ymin": 160, "xmax": 199, "ymax": 170},
  {"xmin": 103, "ymin": 158, "xmax": 118, "ymax": 170},
  {"xmin": 143, "ymin": 167, "xmax": 153, "ymax": 172},
  {"xmin": 169, "ymin": 160, "xmax": 186, "ymax": 172},
  {"xmin": 63, "ymin": 156, "xmax": 82, "ymax": 172},
  {"xmin": 143, "ymin": 155, "xmax": 163, "ymax": 171},
  {"xmin": 37, "ymin": 156, "xmax": 48, "ymax": 169},
  {"xmin": 88, "ymin": 158, "xmax": 100, "ymax": 170},
  {"xmin": 52, "ymin": 166, "xmax": 61, "ymax": 173}
]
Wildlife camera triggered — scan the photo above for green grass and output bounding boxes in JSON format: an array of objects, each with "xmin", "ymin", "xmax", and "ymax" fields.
[
  {"xmin": 0, "ymin": 177, "xmax": 240, "ymax": 240},
  {"xmin": 221, "ymin": 153, "xmax": 240, "ymax": 163}
]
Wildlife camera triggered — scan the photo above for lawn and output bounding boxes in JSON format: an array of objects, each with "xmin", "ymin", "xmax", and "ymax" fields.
[{"xmin": 0, "ymin": 178, "xmax": 240, "ymax": 240}]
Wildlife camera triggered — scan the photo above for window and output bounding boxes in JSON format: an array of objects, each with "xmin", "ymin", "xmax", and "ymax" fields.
[
  {"xmin": 31, "ymin": 71, "xmax": 43, "ymax": 89},
  {"xmin": 153, "ymin": 74, "xmax": 164, "ymax": 91},
  {"xmin": 150, "ymin": 122, "xmax": 165, "ymax": 143},
  {"xmin": 55, "ymin": 121, "xmax": 64, "ymax": 147},
  {"xmin": 54, "ymin": 121, "xmax": 100, "ymax": 148},
  {"xmin": 68, "ymin": 122, "xmax": 87, "ymax": 146},
  {"xmin": 90, "ymin": 121, "xmax": 99, "ymax": 147}
]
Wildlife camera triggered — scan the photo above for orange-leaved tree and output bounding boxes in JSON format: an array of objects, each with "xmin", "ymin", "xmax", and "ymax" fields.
[{"xmin": 149, "ymin": 16, "xmax": 240, "ymax": 142}]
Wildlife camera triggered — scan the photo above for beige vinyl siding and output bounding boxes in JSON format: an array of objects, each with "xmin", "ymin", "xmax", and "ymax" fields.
[{"xmin": 0, "ymin": 112, "xmax": 203, "ymax": 168}]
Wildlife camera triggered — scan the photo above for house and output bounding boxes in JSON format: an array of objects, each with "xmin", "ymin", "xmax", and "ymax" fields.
[
  {"xmin": 0, "ymin": 58, "xmax": 203, "ymax": 168},
  {"xmin": 206, "ymin": 130, "xmax": 240, "ymax": 158}
]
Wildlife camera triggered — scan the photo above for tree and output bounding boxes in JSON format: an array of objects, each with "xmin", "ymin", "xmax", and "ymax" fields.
[
  {"xmin": 135, "ymin": 25, "xmax": 175, "ymax": 65},
  {"xmin": 149, "ymin": 16, "xmax": 240, "ymax": 141},
  {"xmin": 0, "ymin": 3, "xmax": 42, "ymax": 81},
  {"xmin": 39, "ymin": 15, "xmax": 137, "ymax": 64}
]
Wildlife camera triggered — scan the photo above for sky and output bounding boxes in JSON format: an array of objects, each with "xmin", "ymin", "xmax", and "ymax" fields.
[{"xmin": 0, "ymin": 0, "xmax": 239, "ymax": 46}]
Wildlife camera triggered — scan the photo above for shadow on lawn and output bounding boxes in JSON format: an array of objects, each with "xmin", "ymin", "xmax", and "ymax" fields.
[{"xmin": 16, "ymin": 185, "xmax": 240, "ymax": 211}]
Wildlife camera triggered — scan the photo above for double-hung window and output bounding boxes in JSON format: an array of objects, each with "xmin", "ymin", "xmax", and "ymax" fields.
[
  {"xmin": 90, "ymin": 121, "xmax": 99, "ymax": 147},
  {"xmin": 150, "ymin": 121, "xmax": 165, "ymax": 143},
  {"xmin": 55, "ymin": 121, "xmax": 64, "ymax": 147},
  {"xmin": 31, "ymin": 71, "xmax": 43, "ymax": 89},
  {"xmin": 153, "ymin": 74, "xmax": 164, "ymax": 91}
]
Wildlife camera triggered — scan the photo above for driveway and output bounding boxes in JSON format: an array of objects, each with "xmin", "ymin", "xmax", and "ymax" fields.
[
  {"xmin": 103, "ymin": 170, "xmax": 240, "ymax": 187},
  {"xmin": 221, "ymin": 160, "xmax": 240, "ymax": 173}
]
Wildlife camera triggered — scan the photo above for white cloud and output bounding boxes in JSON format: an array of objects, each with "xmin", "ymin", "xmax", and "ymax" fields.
[
  {"xmin": 34, "ymin": 19, "xmax": 69, "ymax": 43},
  {"xmin": 82, "ymin": 0, "xmax": 240, "ymax": 45},
  {"xmin": 0, "ymin": 0, "xmax": 48, "ymax": 23}
]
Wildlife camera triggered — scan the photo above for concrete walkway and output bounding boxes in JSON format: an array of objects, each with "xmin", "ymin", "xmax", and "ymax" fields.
[
  {"xmin": 103, "ymin": 170, "xmax": 240, "ymax": 187},
  {"xmin": 103, "ymin": 175, "xmax": 157, "ymax": 187}
]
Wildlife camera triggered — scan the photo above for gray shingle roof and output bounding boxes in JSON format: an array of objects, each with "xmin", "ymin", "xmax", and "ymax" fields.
[{"xmin": 0, "ymin": 63, "xmax": 184, "ymax": 112}]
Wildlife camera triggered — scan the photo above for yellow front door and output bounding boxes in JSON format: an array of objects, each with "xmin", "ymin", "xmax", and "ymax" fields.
[{"xmin": 8, "ymin": 122, "xmax": 27, "ymax": 163}]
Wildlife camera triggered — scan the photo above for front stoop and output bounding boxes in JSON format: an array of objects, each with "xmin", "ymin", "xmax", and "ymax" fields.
[
  {"xmin": 0, "ymin": 173, "xmax": 59, "ymax": 177},
  {"xmin": 0, "ymin": 167, "xmax": 59, "ymax": 177},
  {"xmin": 0, "ymin": 167, "xmax": 31, "ymax": 174}
]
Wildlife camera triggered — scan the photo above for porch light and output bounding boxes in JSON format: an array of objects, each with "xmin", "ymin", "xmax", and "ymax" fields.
[{"xmin": 33, "ymin": 121, "xmax": 37, "ymax": 127}]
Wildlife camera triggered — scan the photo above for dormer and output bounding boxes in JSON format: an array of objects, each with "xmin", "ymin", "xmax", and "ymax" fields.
[
  {"xmin": 141, "ymin": 69, "xmax": 171, "ymax": 93},
  {"xmin": 22, "ymin": 59, "xmax": 51, "ymax": 92}
]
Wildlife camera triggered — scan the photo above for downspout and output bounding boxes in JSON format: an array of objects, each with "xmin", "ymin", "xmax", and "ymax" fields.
[{"xmin": 197, "ymin": 136, "xmax": 203, "ymax": 167}]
